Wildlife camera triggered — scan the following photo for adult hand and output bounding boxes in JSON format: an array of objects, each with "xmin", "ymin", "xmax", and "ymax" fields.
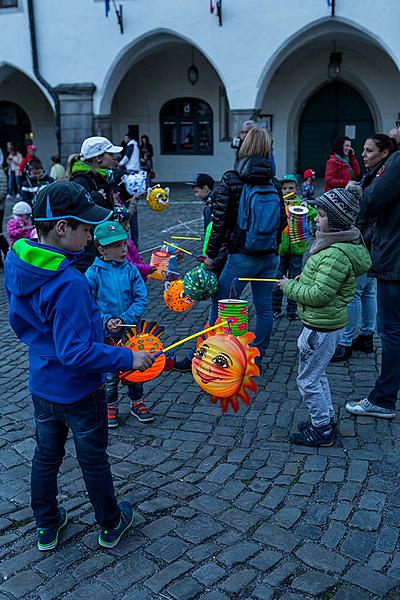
[
  {"xmin": 131, "ymin": 351, "xmax": 155, "ymax": 371},
  {"xmin": 203, "ymin": 256, "xmax": 214, "ymax": 270},
  {"xmin": 276, "ymin": 276, "xmax": 289, "ymax": 290},
  {"xmin": 107, "ymin": 318, "xmax": 123, "ymax": 333}
]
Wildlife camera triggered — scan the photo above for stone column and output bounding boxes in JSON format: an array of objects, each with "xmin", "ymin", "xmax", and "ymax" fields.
[
  {"xmin": 93, "ymin": 114, "xmax": 112, "ymax": 140},
  {"xmin": 55, "ymin": 83, "xmax": 96, "ymax": 162}
]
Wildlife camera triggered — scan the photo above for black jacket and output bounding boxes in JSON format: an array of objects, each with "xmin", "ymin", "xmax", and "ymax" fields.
[
  {"xmin": 360, "ymin": 150, "xmax": 400, "ymax": 280},
  {"xmin": 206, "ymin": 157, "xmax": 286, "ymax": 260}
]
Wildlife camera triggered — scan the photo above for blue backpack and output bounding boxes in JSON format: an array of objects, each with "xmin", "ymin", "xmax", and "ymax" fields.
[{"xmin": 236, "ymin": 183, "xmax": 281, "ymax": 253}]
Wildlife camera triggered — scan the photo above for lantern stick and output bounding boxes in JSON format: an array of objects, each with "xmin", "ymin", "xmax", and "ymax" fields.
[
  {"xmin": 153, "ymin": 320, "xmax": 230, "ymax": 358},
  {"xmin": 162, "ymin": 240, "xmax": 193, "ymax": 256},
  {"xmin": 283, "ymin": 192, "xmax": 295, "ymax": 199},
  {"xmin": 171, "ymin": 235, "xmax": 202, "ymax": 241},
  {"xmin": 237, "ymin": 277, "xmax": 280, "ymax": 282}
]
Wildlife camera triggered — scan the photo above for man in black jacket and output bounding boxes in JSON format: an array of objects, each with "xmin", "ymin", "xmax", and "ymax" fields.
[{"xmin": 346, "ymin": 150, "xmax": 400, "ymax": 418}]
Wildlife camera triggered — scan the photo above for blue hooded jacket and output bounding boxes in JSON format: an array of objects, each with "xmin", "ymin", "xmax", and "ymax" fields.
[
  {"xmin": 85, "ymin": 257, "xmax": 148, "ymax": 330},
  {"xmin": 4, "ymin": 239, "xmax": 133, "ymax": 403}
]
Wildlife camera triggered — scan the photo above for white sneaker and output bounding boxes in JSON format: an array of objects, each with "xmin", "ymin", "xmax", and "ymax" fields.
[{"xmin": 346, "ymin": 398, "xmax": 395, "ymax": 419}]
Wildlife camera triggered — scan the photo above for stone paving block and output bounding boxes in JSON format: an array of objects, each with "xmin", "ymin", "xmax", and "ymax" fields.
[
  {"xmin": 387, "ymin": 553, "xmax": 400, "ymax": 579},
  {"xmin": 206, "ymin": 463, "xmax": 237, "ymax": 483},
  {"xmin": 263, "ymin": 559, "xmax": 299, "ymax": 587},
  {"xmin": 193, "ymin": 562, "xmax": 226, "ymax": 585},
  {"xmin": 98, "ymin": 554, "xmax": 157, "ymax": 592},
  {"xmin": 376, "ymin": 525, "xmax": 399, "ymax": 553},
  {"xmin": 166, "ymin": 577, "xmax": 204, "ymax": 600},
  {"xmin": 0, "ymin": 569, "xmax": 44, "ymax": 598},
  {"xmin": 186, "ymin": 542, "xmax": 219, "ymax": 563},
  {"xmin": 273, "ymin": 507, "xmax": 302, "ymax": 529},
  {"xmin": 252, "ymin": 582, "xmax": 274, "ymax": 599},
  {"xmin": 349, "ymin": 509, "xmax": 381, "ymax": 531},
  {"xmin": 144, "ymin": 559, "xmax": 193, "ymax": 594},
  {"xmin": 37, "ymin": 573, "xmax": 76, "ymax": 600},
  {"xmin": 199, "ymin": 591, "xmax": 230, "ymax": 600},
  {"xmin": 146, "ymin": 535, "xmax": 190, "ymax": 563},
  {"xmin": 161, "ymin": 481, "xmax": 199, "ymax": 499},
  {"xmin": 0, "ymin": 547, "xmax": 41, "ymax": 577},
  {"xmin": 290, "ymin": 483, "xmax": 313, "ymax": 496},
  {"xmin": 291, "ymin": 570, "xmax": 337, "ymax": 595},
  {"xmin": 325, "ymin": 467, "xmax": 345, "ymax": 482},
  {"xmin": 340, "ymin": 530, "xmax": 376, "ymax": 561},
  {"xmin": 217, "ymin": 541, "xmax": 260, "ymax": 567},
  {"xmin": 347, "ymin": 460, "xmax": 369, "ymax": 482},
  {"xmin": 314, "ymin": 482, "xmax": 337, "ymax": 502},
  {"xmin": 189, "ymin": 494, "xmax": 228, "ymax": 515},
  {"xmin": 321, "ymin": 522, "xmax": 346, "ymax": 549},
  {"xmin": 331, "ymin": 501, "xmax": 352, "ymax": 521},
  {"xmin": 63, "ymin": 582, "xmax": 114, "ymax": 600},
  {"xmin": 216, "ymin": 530, "xmax": 241, "ymax": 545},
  {"xmin": 344, "ymin": 564, "xmax": 397, "ymax": 596},
  {"xmin": 176, "ymin": 515, "xmax": 224, "ymax": 544},
  {"xmin": 120, "ymin": 590, "xmax": 152, "ymax": 600},
  {"xmin": 72, "ymin": 554, "xmax": 115, "ymax": 580},
  {"xmin": 304, "ymin": 503, "xmax": 331, "ymax": 526},
  {"xmin": 36, "ymin": 546, "xmax": 82, "ymax": 577},
  {"xmin": 358, "ymin": 490, "xmax": 386, "ymax": 510},
  {"xmin": 219, "ymin": 507, "xmax": 260, "ymax": 532},
  {"xmin": 138, "ymin": 496, "xmax": 178, "ymax": 514},
  {"xmin": 141, "ymin": 515, "xmax": 179, "ymax": 539},
  {"xmin": 253, "ymin": 523, "xmax": 300, "ymax": 552},
  {"xmin": 220, "ymin": 567, "xmax": 257, "ymax": 593},
  {"xmin": 331, "ymin": 586, "xmax": 366, "ymax": 600},
  {"xmin": 368, "ymin": 551, "xmax": 390, "ymax": 570},
  {"xmin": 296, "ymin": 542, "xmax": 348, "ymax": 574},
  {"xmin": 260, "ymin": 486, "xmax": 288, "ymax": 509},
  {"xmin": 227, "ymin": 448, "xmax": 251, "ymax": 463},
  {"xmin": 249, "ymin": 549, "xmax": 283, "ymax": 571}
]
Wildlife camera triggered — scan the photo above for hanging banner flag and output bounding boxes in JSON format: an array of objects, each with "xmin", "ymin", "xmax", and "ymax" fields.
[{"xmin": 105, "ymin": 0, "xmax": 110, "ymax": 17}]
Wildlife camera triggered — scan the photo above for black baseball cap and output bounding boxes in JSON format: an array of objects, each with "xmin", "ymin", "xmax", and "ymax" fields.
[
  {"xmin": 185, "ymin": 173, "xmax": 215, "ymax": 189},
  {"xmin": 33, "ymin": 181, "xmax": 113, "ymax": 224}
]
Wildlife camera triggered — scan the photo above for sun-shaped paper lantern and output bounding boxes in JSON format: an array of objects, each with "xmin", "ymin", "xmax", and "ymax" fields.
[
  {"xmin": 146, "ymin": 185, "xmax": 170, "ymax": 212},
  {"xmin": 118, "ymin": 321, "xmax": 166, "ymax": 383},
  {"xmin": 183, "ymin": 265, "xmax": 218, "ymax": 302},
  {"xmin": 164, "ymin": 280, "xmax": 194, "ymax": 313},
  {"xmin": 192, "ymin": 320, "xmax": 260, "ymax": 413}
]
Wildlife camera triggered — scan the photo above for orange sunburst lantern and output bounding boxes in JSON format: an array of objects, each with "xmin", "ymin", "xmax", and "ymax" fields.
[
  {"xmin": 118, "ymin": 321, "xmax": 166, "ymax": 383},
  {"xmin": 164, "ymin": 280, "xmax": 194, "ymax": 313},
  {"xmin": 192, "ymin": 319, "xmax": 260, "ymax": 413}
]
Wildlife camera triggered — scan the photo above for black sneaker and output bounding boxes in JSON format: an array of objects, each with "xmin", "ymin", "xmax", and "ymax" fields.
[
  {"xmin": 98, "ymin": 501, "xmax": 134, "ymax": 548},
  {"xmin": 173, "ymin": 358, "xmax": 192, "ymax": 372},
  {"xmin": 290, "ymin": 422, "xmax": 334, "ymax": 447},
  {"xmin": 297, "ymin": 417, "xmax": 337, "ymax": 433},
  {"xmin": 130, "ymin": 400, "xmax": 154, "ymax": 423},
  {"xmin": 37, "ymin": 507, "xmax": 68, "ymax": 551},
  {"xmin": 352, "ymin": 334, "xmax": 374, "ymax": 353},
  {"xmin": 331, "ymin": 344, "xmax": 352, "ymax": 362},
  {"xmin": 287, "ymin": 313, "xmax": 299, "ymax": 321}
]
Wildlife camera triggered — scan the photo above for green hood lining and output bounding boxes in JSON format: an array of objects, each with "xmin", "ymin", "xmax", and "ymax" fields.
[
  {"xmin": 13, "ymin": 239, "xmax": 66, "ymax": 271},
  {"xmin": 71, "ymin": 160, "xmax": 109, "ymax": 179}
]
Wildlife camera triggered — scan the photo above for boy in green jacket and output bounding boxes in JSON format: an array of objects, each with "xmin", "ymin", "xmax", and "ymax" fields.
[{"xmin": 277, "ymin": 184, "xmax": 371, "ymax": 446}]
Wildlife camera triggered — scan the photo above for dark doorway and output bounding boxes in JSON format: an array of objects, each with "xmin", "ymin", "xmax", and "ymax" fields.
[
  {"xmin": 0, "ymin": 101, "xmax": 31, "ymax": 159},
  {"xmin": 297, "ymin": 81, "xmax": 374, "ymax": 177}
]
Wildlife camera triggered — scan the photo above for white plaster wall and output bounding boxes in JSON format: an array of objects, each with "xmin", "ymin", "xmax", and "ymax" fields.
[
  {"xmin": 262, "ymin": 41, "xmax": 400, "ymax": 177},
  {"xmin": 111, "ymin": 44, "xmax": 233, "ymax": 181},
  {"xmin": 0, "ymin": 0, "xmax": 399, "ymax": 110}
]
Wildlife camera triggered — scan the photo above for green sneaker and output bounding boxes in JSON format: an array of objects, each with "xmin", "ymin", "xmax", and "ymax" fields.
[
  {"xmin": 98, "ymin": 502, "xmax": 134, "ymax": 548},
  {"xmin": 346, "ymin": 398, "xmax": 395, "ymax": 419},
  {"xmin": 37, "ymin": 507, "xmax": 68, "ymax": 551}
]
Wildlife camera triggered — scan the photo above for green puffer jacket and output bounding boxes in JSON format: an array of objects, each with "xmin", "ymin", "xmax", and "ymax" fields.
[{"xmin": 284, "ymin": 242, "xmax": 372, "ymax": 330}]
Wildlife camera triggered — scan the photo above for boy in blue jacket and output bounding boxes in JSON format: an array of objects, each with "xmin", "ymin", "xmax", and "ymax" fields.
[
  {"xmin": 86, "ymin": 221, "xmax": 153, "ymax": 427},
  {"xmin": 4, "ymin": 181, "xmax": 154, "ymax": 551}
]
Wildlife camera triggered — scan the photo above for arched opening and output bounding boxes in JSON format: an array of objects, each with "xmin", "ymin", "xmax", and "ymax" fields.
[
  {"xmin": 298, "ymin": 82, "xmax": 374, "ymax": 177},
  {"xmin": 0, "ymin": 64, "xmax": 56, "ymax": 167},
  {"xmin": 103, "ymin": 33, "xmax": 231, "ymax": 181},
  {"xmin": 257, "ymin": 18, "xmax": 400, "ymax": 175},
  {"xmin": 160, "ymin": 97, "xmax": 213, "ymax": 155},
  {"xmin": 0, "ymin": 101, "xmax": 32, "ymax": 157}
]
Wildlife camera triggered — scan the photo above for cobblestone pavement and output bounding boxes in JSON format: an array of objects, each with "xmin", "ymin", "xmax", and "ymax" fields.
[{"xmin": 1, "ymin": 186, "xmax": 400, "ymax": 600}]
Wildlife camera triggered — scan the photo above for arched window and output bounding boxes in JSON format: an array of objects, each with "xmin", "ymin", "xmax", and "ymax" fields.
[{"xmin": 160, "ymin": 98, "xmax": 213, "ymax": 155}]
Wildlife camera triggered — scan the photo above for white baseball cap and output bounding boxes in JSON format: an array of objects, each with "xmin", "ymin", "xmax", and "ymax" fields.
[
  {"xmin": 13, "ymin": 201, "xmax": 32, "ymax": 216},
  {"xmin": 80, "ymin": 136, "xmax": 123, "ymax": 160}
]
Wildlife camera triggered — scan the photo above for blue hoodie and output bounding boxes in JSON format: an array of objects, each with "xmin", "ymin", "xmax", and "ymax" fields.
[
  {"xmin": 4, "ymin": 239, "xmax": 133, "ymax": 404},
  {"xmin": 85, "ymin": 257, "xmax": 148, "ymax": 331}
]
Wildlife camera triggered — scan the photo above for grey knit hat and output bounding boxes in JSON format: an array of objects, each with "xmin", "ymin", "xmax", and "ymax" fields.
[{"xmin": 312, "ymin": 183, "xmax": 362, "ymax": 230}]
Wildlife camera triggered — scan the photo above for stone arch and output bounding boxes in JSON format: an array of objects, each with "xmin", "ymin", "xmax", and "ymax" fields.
[{"xmin": 97, "ymin": 29, "xmax": 229, "ymax": 116}]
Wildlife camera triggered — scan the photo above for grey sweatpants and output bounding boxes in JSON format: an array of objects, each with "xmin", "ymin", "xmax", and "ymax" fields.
[{"xmin": 297, "ymin": 326, "xmax": 344, "ymax": 427}]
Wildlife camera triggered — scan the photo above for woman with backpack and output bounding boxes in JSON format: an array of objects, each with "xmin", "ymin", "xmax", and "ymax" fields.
[{"xmin": 204, "ymin": 128, "xmax": 286, "ymax": 368}]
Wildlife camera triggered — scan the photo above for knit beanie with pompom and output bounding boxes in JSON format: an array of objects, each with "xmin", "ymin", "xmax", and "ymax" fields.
[{"xmin": 312, "ymin": 183, "xmax": 362, "ymax": 230}]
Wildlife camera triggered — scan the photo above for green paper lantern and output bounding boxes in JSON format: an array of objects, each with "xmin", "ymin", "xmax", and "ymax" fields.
[{"xmin": 183, "ymin": 265, "xmax": 218, "ymax": 301}]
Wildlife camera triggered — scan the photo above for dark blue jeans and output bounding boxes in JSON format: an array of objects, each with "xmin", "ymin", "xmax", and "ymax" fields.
[
  {"xmin": 31, "ymin": 388, "xmax": 120, "ymax": 529},
  {"xmin": 369, "ymin": 280, "xmax": 400, "ymax": 410},
  {"xmin": 272, "ymin": 254, "xmax": 303, "ymax": 315}
]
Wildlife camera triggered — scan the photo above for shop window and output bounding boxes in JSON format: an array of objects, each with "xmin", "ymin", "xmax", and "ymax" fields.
[{"xmin": 160, "ymin": 98, "xmax": 213, "ymax": 155}]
